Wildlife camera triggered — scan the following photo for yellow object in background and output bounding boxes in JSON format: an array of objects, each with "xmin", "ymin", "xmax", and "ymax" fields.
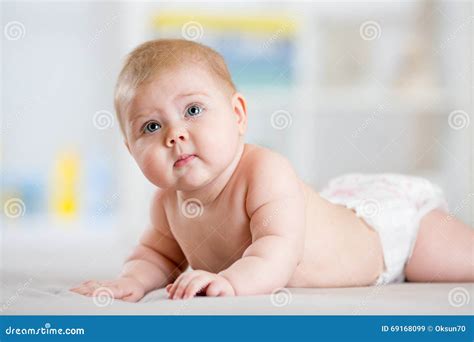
[
  {"xmin": 51, "ymin": 150, "xmax": 80, "ymax": 219},
  {"xmin": 153, "ymin": 12, "xmax": 297, "ymax": 36}
]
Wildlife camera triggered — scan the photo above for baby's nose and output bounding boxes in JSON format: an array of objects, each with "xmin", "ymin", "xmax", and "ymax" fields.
[{"xmin": 165, "ymin": 128, "xmax": 188, "ymax": 147}]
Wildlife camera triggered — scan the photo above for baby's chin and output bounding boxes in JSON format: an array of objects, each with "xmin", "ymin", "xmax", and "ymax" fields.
[
  {"xmin": 167, "ymin": 165, "xmax": 215, "ymax": 191},
  {"xmin": 175, "ymin": 173, "xmax": 215, "ymax": 191}
]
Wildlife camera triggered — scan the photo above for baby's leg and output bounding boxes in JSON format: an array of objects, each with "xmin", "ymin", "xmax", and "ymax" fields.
[{"xmin": 405, "ymin": 209, "xmax": 474, "ymax": 282}]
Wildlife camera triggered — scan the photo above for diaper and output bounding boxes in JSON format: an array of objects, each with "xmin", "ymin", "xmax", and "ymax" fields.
[{"xmin": 320, "ymin": 173, "xmax": 448, "ymax": 285}]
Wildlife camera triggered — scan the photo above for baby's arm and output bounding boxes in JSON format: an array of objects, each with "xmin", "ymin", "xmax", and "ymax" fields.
[
  {"xmin": 121, "ymin": 189, "xmax": 188, "ymax": 292},
  {"xmin": 167, "ymin": 151, "xmax": 306, "ymax": 298},
  {"xmin": 218, "ymin": 151, "xmax": 306, "ymax": 295},
  {"xmin": 71, "ymin": 190, "xmax": 188, "ymax": 302}
]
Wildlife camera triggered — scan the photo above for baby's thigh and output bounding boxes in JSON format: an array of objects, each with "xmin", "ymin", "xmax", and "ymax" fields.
[{"xmin": 405, "ymin": 209, "xmax": 474, "ymax": 282}]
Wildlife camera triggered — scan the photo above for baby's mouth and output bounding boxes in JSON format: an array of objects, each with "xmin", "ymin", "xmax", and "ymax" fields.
[{"xmin": 174, "ymin": 154, "xmax": 197, "ymax": 167}]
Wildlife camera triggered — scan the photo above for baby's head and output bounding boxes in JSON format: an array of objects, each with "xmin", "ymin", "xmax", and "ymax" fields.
[{"xmin": 114, "ymin": 39, "xmax": 247, "ymax": 191}]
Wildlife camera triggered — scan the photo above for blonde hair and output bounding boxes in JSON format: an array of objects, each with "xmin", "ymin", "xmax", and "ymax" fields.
[{"xmin": 114, "ymin": 39, "xmax": 236, "ymax": 135}]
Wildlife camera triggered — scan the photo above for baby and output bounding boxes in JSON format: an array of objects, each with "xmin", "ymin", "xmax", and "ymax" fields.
[{"xmin": 71, "ymin": 39, "xmax": 474, "ymax": 302}]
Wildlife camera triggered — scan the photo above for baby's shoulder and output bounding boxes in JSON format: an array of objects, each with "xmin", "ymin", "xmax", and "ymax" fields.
[
  {"xmin": 242, "ymin": 144, "xmax": 296, "ymax": 180},
  {"xmin": 242, "ymin": 144, "xmax": 303, "ymax": 215}
]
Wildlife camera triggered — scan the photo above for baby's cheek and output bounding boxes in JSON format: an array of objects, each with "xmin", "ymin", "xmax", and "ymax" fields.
[
  {"xmin": 138, "ymin": 147, "xmax": 171, "ymax": 187},
  {"xmin": 202, "ymin": 120, "xmax": 238, "ymax": 155}
]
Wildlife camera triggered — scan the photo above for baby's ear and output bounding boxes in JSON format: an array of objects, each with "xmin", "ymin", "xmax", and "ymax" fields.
[{"xmin": 231, "ymin": 92, "xmax": 247, "ymax": 135}]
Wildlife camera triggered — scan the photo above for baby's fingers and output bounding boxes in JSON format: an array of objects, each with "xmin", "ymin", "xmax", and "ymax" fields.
[
  {"xmin": 70, "ymin": 280, "xmax": 95, "ymax": 293},
  {"xmin": 70, "ymin": 280, "xmax": 103, "ymax": 295},
  {"xmin": 205, "ymin": 280, "xmax": 226, "ymax": 297},
  {"xmin": 70, "ymin": 285, "xmax": 94, "ymax": 296},
  {"xmin": 96, "ymin": 285, "xmax": 132, "ymax": 300},
  {"xmin": 170, "ymin": 273, "xmax": 195, "ymax": 299},
  {"xmin": 206, "ymin": 279, "xmax": 234, "ymax": 297},
  {"xmin": 71, "ymin": 283, "xmax": 127, "ymax": 300},
  {"xmin": 183, "ymin": 276, "xmax": 211, "ymax": 299}
]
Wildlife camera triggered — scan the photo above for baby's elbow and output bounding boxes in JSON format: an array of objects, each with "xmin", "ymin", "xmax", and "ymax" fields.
[{"xmin": 124, "ymin": 244, "xmax": 148, "ymax": 263}]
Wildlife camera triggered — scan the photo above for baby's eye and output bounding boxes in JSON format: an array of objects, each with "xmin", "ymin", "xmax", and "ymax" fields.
[
  {"xmin": 143, "ymin": 121, "xmax": 161, "ymax": 134},
  {"xmin": 185, "ymin": 104, "xmax": 204, "ymax": 117}
]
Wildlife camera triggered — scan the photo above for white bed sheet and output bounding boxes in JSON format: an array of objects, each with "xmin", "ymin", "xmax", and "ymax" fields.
[{"xmin": 2, "ymin": 230, "xmax": 473, "ymax": 315}]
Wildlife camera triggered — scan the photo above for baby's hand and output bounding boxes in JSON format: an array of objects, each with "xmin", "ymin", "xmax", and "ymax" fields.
[
  {"xmin": 166, "ymin": 270, "xmax": 235, "ymax": 300},
  {"xmin": 69, "ymin": 277, "xmax": 145, "ymax": 303}
]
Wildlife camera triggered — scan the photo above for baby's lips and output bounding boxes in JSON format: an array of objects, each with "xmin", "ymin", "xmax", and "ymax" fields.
[{"xmin": 173, "ymin": 154, "xmax": 196, "ymax": 167}]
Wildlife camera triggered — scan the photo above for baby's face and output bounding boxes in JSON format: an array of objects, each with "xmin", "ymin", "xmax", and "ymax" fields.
[{"xmin": 124, "ymin": 64, "xmax": 246, "ymax": 191}]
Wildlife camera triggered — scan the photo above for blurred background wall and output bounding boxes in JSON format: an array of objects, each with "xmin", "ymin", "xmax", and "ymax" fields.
[{"xmin": 2, "ymin": 1, "xmax": 473, "ymax": 246}]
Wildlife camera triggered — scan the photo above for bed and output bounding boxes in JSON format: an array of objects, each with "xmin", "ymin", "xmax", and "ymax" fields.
[{"xmin": 2, "ymin": 230, "xmax": 472, "ymax": 315}]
